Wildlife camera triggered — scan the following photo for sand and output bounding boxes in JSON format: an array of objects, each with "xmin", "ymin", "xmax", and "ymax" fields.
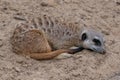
[{"xmin": 0, "ymin": 0, "xmax": 120, "ymax": 80}]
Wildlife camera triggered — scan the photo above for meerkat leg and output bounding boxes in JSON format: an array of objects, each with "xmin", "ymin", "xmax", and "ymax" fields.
[
  {"xmin": 30, "ymin": 49, "xmax": 72, "ymax": 60},
  {"xmin": 55, "ymin": 47, "xmax": 84, "ymax": 59}
]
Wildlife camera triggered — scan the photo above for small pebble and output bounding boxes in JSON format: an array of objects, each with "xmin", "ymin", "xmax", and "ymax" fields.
[
  {"xmin": 13, "ymin": 16, "xmax": 26, "ymax": 21},
  {"xmin": 0, "ymin": 39, "xmax": 3, "ymax": 47},
  {"xmin": 14, "ymin": 67, "xmax": 21, "ymax": 72},
  {"xmin": 41, "ymin": 0, "xmax": 57, "ymax": 7},
  {"xmin": 102, "ymin": 30, "xmax": 110, "ymax": 35},
  {"xmin": 3, "ymin": 7, "xmax": 8, "ymax": 10},
  {"xmin": 116, "ymin": 2, "xmax": 120, "ymax": 5}
]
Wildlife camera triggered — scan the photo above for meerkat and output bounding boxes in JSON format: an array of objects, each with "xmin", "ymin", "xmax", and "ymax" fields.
[{"xmin": 10, "ymin": 15, "xmax": 106, "ymax": 60}]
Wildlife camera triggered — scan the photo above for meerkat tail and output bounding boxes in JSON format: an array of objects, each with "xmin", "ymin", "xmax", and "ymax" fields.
[
  {"xmin": 55, "ymin": 53, "xmax": 73, "ymax": 60},
  {"xmin": 29, "ymin": 49, "xmax": 71, "ymax": 60}
]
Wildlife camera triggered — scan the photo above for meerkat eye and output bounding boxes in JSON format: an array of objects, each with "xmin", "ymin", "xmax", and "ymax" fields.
[
  {"xmin": 81, "ymin": 33, "xmax": 87, "ymax": 41},
  {"xmin": 93, "ymin": 39, "xmax": 101, "ymax": 46}
]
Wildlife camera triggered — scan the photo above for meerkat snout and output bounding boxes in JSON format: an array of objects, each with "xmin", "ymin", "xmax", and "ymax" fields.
[{"xmin": 80, "ymin": 28, "xmax": 106, "ymax": 54}]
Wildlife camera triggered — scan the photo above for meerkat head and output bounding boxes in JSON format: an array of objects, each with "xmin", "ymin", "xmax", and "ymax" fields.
[{"xmin": 79, "ymin": 28, "xmax": 106, "ymax": 54}]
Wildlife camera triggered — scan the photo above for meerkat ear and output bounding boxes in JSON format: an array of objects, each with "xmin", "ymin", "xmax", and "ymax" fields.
[
  {"xmin": 81, "ymin": 33, "xmax": 87, "ymax": 41},
  {"xmin": 80, "ymin": 27, "xmax": 88, "ymax": 41}
]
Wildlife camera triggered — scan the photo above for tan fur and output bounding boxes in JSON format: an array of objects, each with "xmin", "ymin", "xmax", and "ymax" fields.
[{"xmin": 11, "ymin": 15, "xmax": 105, "ymax": 60}]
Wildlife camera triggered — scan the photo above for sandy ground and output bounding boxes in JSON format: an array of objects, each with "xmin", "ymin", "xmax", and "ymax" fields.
[{"xmin": 0, "ymin": 0, "xmax": 120, "ymax": 80}]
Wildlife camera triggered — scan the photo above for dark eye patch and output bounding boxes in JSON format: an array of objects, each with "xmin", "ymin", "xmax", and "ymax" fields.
[
  {"xmin": 81, "ymin": 33, "xmax": 87, "ymax": 41},
  {"xmin": 93, "ymin": 39, "xmax": 101, "ymax": 46}
]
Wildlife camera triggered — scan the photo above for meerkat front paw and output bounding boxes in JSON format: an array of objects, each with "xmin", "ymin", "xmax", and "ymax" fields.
[{"xmin": 55, "ymin": 53, "xmax": 73, "ymax": 60}]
